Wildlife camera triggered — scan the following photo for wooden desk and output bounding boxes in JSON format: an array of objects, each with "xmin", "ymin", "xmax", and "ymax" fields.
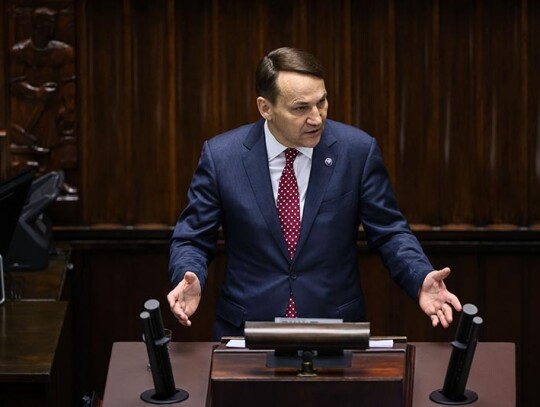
[
  {"xmin": 103, "ymin": 341, "xmax": 515, "ymax": 406},
  {"xmin": 7, "ymin": 247, "xmax": 71, "ymax": 300},
  {"xmin": 0, "ymin": 301, "xmax": 69, "ymax": 407},
  {"xmin": 0, "ymin": 249, "xmax": 72, "ymax": 406}
]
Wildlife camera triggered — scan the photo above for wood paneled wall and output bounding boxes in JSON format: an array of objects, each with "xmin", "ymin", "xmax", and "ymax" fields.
[
  {"xmin": 4, "ymin": 0, "xmax": 529, "ymax": 228},
  {"xmin": 82, "ymin": 0, "xmax": 539, "ymax": 227},
  {"xmin": 0, "ymin": 0, "xmax": 9, "ymax": 179},
  {"xmin": 0, "ymin": 0, "xmax": 538, "ymax": 226}
]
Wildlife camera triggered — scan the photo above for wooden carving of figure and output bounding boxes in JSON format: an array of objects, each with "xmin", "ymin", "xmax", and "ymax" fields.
[{"xmin": 9, "ymin": 6, "xmax": 77, "ymax": 195}]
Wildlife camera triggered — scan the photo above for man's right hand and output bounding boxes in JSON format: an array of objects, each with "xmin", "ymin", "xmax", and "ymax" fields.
[{"xmin": 167, "ymin": 271, "xmax": 201, "ymax": 327}]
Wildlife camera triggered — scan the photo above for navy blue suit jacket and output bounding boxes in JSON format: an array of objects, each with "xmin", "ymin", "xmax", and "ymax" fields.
[{"xmin": 169, "ymin": 119, "xmax": 433, "ymax": 339}]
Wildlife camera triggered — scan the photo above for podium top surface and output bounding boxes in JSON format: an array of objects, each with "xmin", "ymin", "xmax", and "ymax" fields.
[
  {"xmin": 413, "ymin": 342, "xmax": 515, "ymax": 407},
  {"xmin": 102, "ymin": 341, "xmax": 515, "ymax": 407},
  {"xmin": 104, "ymin": 341, "xmax": 216, "ymax": 407}
]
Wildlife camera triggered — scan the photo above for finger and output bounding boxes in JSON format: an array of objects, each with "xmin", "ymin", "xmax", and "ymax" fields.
[
  {"xmin": 178, "ymin": 316, "xmax": 191, "ymax": 327},
  {"xmin": 446, "ymin": 292, "xmax": 462, "ymax": 312},
  {"xmin": 437, "ymin": 310, "xmax": 448, "ymax": 328},
  {"xmin": 437, "ymin": 308, "xmax": 449, "ymax": 328},
  {"xmin": 172, "ymin": 301, "xmax": 185, "ymax": 319},
  {"xmin": 442, "ymin": 303, "xmax": 453, "ymax": 324},
  {"xmin": 170, "ymin": 298, "xmax": 188, "ymax": 319},
  {"xmin": 177, "ymin": 317, "xmax": 191, "ymax": 327},
  {"xmin": 166, "ymin": 291, "xmax": 177, "ymax": 309},
  {"xmin": 174, "ymin": 305, "xmax": 192, "ymax": 326},
  {"xmin": 177, "ymin": 305, "xmax": 192, "ymax": 326},
  {"xmin": 430, "ymin": 314, "xmax": 439, "ymax": 327}
]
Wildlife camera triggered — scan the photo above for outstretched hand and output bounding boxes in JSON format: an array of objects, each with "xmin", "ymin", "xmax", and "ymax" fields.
[
  {"xmin": 167, "ymin": 271, "xmax": 201, "ymax": 327},
  {"xmin": 419, "ymin": 267, "xmax": 462, "ymax": 328}
]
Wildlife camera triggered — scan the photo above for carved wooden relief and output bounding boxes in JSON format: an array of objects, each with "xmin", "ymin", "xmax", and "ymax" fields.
[{"xmin": 7, "ymin": 3, "xmax": 78, "ymax": 204}]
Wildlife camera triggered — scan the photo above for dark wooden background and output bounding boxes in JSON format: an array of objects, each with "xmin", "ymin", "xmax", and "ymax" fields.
[{"xmin": 1, "ymin": 0, "xmax": 538, "ymax": 406}]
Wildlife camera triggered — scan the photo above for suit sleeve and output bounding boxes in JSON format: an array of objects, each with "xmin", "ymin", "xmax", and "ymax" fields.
[
  {"xmin": 169, "ymin": 141, "xmax": 221, "ymax": 291},
  {"xmin": 359, "ymin": 138, "xmax": 433, "ymax": 301}
]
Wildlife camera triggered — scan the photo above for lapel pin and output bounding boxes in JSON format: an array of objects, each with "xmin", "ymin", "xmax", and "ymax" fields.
[{"xmin": 324, "ymin": 157, "xmax": 333, "ymax": 167}]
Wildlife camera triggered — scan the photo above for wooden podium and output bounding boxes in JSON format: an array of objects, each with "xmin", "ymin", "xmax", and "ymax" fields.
[
  {"xmin": 208, "ymin": 343, "xmax": 415, "ymax": 407},
  {"xmin": 102, "ymin": 341, "xmax": 515, "ymax": 406}
]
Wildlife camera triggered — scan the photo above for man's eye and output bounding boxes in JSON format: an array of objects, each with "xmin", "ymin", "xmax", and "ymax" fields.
[{"xmin": 294, "ymin": 106, "xmax": 307, "ymax": 112}]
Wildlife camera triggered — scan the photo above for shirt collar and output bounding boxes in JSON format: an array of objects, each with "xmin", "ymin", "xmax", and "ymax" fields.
[{"xmin": 264, "ymin": 120, "xmax": 313, "ymax": 161}]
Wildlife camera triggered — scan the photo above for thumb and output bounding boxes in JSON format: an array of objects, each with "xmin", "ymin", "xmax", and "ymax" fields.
[
  {"xmin": 431, "ymin": 267, "xmax": 451, "ymax": 281},
  {"xmin": 184, "ymin": 271, "xmax": 198, "ymax": 285}
]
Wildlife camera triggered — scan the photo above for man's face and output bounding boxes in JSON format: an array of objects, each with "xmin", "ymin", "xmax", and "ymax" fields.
[
  {"xmin": 258, "ymin": 71, "xmax": 328, "ymax": 148},
  {"xmin": 32, "ymin": 14, "xmax": 56, "ymax": 44}
]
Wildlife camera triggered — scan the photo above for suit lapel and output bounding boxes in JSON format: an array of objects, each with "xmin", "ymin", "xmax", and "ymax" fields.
[
  {"xmin": 295, "ymin": 127, "xmax": 338, "ymax": 259},
  {"xmin": 242, "ymin": 120, "xmax": 338, "ymax": 262},
  {"xmin": 242, "ymin": 120, "xmax": 290, "ymax": 259}
]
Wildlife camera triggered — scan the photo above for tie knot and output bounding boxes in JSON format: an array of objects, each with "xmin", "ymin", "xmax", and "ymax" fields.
[{"xmin": 285, "ymin": 148, "xmax": 299, "ymax": 164}]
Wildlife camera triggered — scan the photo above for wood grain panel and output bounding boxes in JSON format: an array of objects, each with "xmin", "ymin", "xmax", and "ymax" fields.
[
  {"xmin": 256, "ymin": 1, "xmax": 295, "ymax": 53},
  {"xmin": 129, "ymin": 0, "xmax": 171, "ymax": 224},
  {"xmin": 482, "ymin": 254, "xmax": 525, "ymax": 407},
  {"xmin": 482, "ymin": 255, "xmax": 524, "ymax": 342},
  {"xmin": 80, "ymin": 0, "xmax": 130, "ymax": 223},
  {"xmin": 394, "ymin": 0, "xmax": 441, "ymax": 225},
  {"xmin": 173, "ymin": 0, "xmax": 216, "ymax": 213},
  {"xmin": 438, "ymin": 1, "xmax": 479, "ymax": 225},
  {"xmin": 528, "ymin": 0, "xmax": 540, "ymax": 225},
  {"xmin": 477, "ymin": 0, "xmax": 527, "ymax": 225},
  {"xmin": 0, "ymin": 0, "xmax": 6, "ymax": 180},
  {"xmin": 0, "ymin": 0, "xmax": 538, "ymax": 230},
  {"xmin": 481, "ymin": 1, "xmax": 528, "ymax": 225},
  {"xmin": 215, "ymin": 0, "xmax": 261, "ymax": 132},
  {"xmin": 350, "ymin": 0, "xmax": 394, "ymax": 176},
  {"xmin": 523, "ymin": 254, "xmax": 540, "ymax": 407}
]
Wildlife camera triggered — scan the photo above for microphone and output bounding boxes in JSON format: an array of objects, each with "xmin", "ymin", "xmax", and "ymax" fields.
[
  {"xmin": 140, "ymin": 299, "xmax": 189, "ymax": 404},
  {"xmin": 429, "ymin": 303, "xmax": 482, "ymax": 405}
]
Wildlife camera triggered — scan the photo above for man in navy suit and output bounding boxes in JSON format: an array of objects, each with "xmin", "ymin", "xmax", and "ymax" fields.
[{"xmin": 168, "ymin": 47, "xmax": 461, "ymax": 340}]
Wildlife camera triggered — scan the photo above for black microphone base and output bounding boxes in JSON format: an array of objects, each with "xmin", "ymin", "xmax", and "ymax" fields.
[
  {"xmin": 140, "ymin": 388, "xmax": 189, "ymax": 404},
  {"xmin": 429, "ymin": 389, "xmax": 478, "ymax": 405}
]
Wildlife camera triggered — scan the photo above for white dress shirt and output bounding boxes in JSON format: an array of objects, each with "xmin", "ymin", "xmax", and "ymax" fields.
[{"xmin": 264, "ymin": 121, "xmax": 313, "ymax": 219}]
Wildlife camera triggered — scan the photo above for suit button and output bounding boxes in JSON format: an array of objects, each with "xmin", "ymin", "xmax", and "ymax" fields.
[{"xmin": 290, "ymin": 273, "xmax": 297, "ymax": 280}]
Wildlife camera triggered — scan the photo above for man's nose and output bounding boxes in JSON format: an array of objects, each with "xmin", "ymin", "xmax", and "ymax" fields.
[{"xmin": 306, "ymin": 106, "xmax": 323, "ymax": 126}]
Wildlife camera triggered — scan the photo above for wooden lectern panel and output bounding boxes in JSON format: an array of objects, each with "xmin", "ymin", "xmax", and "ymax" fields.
[{"xmin": 209, "ymin": 344, "xmax": 414, "ymax": 407}]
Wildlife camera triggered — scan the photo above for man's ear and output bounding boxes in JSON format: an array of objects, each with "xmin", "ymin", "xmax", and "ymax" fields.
[{"xmin": 257, "ymin": 96, "xmax": 273, "ymax": 121}]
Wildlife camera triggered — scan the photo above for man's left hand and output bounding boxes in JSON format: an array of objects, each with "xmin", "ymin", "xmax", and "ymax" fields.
[{"xmin": 419, "ymin": 267, "xmax": 462, "ymax": 328}]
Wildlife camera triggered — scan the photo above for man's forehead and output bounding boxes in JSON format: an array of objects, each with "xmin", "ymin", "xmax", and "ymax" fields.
[{"xmin": 276, "ymin": 72, "xmax": 326, "ymax": 103}]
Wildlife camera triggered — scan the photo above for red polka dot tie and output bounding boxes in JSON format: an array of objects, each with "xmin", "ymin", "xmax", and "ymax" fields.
[{"xmin": 277, "ymin": 148, "xmax": 300, "ymax": 318}]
